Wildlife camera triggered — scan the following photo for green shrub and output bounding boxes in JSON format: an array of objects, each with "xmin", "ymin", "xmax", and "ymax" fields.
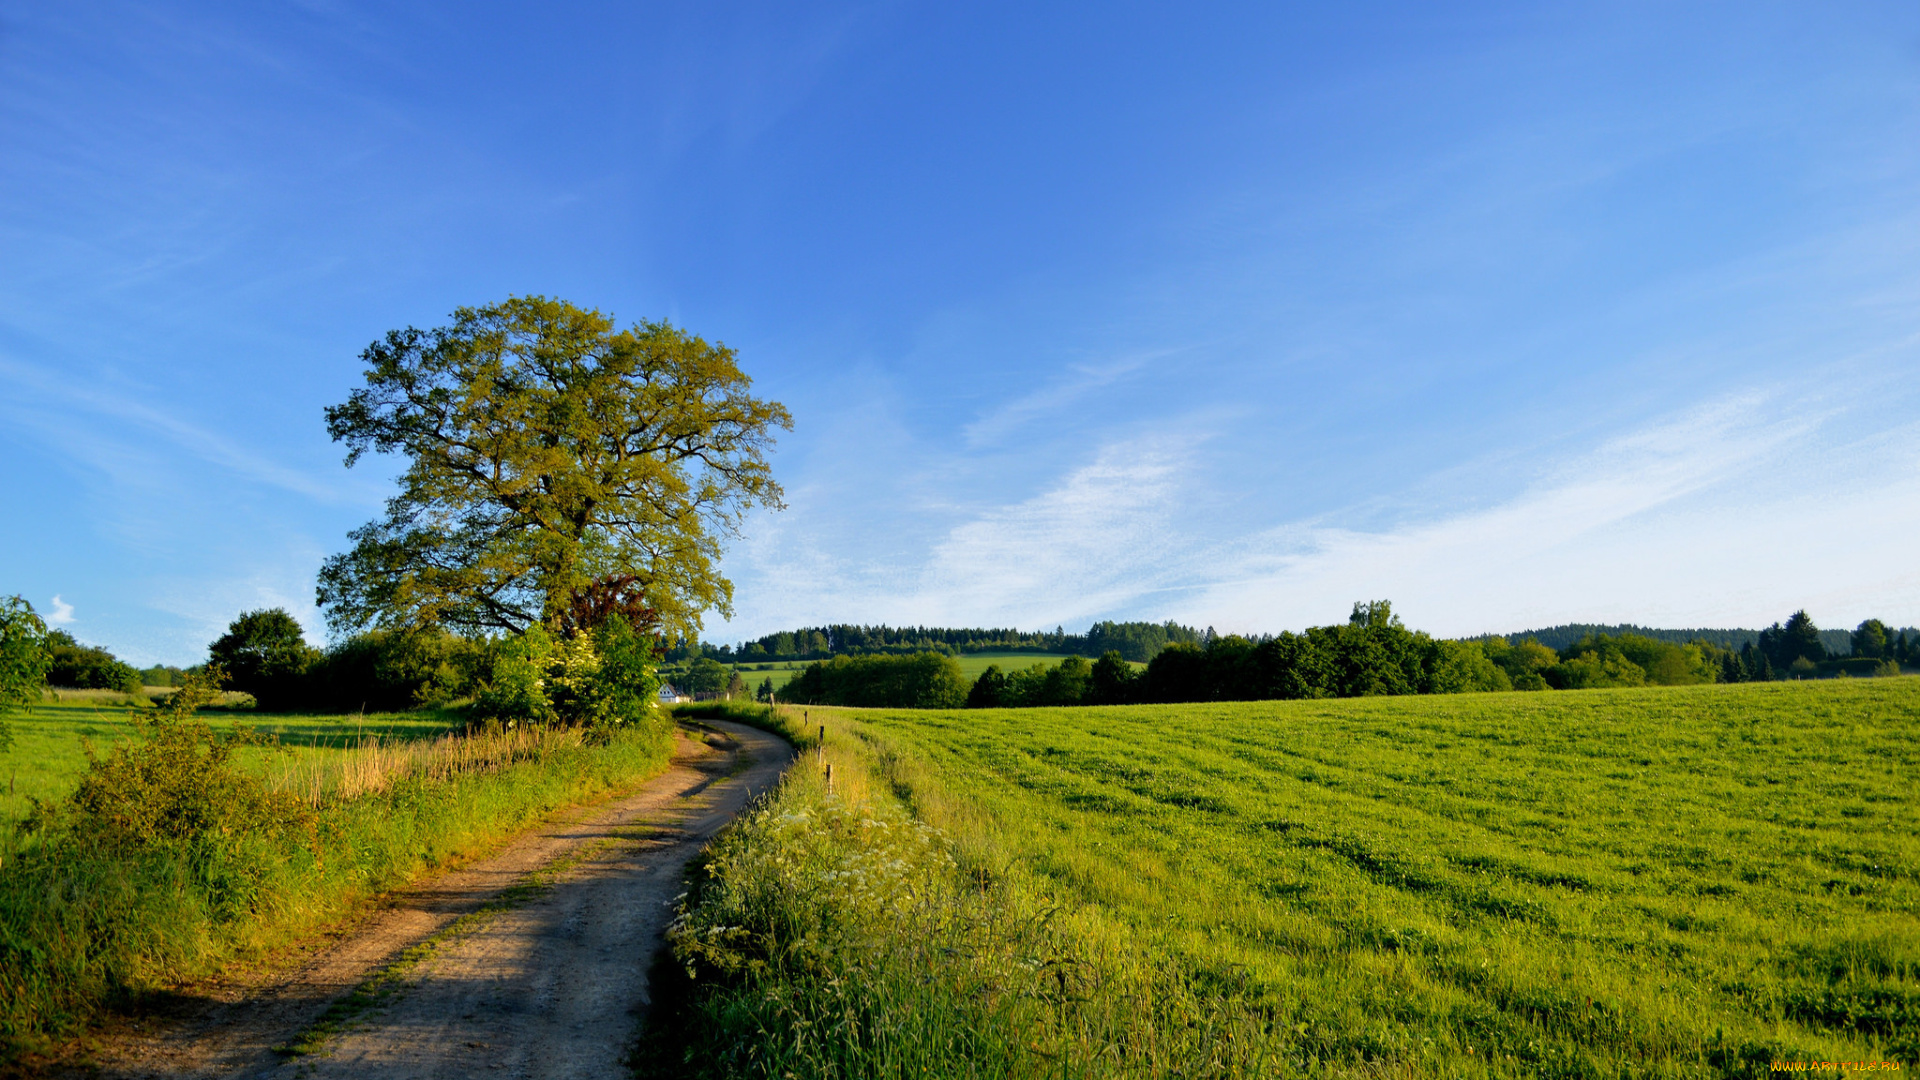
[
  {"xmin": 591, "ymin": 618, "xmax": 661, "ymax": 726},
  {"xmin": 470, "ymin": 624, "xmax": 660, "ymax": 729},
  {"xmin": 779, "ymin": 652, "xmax": 968, "ymax": 709},
  {"xmin": 309, "ymin": 628, "xmax": 482, "ymax": 712},
  {"xmin": 0, "ymin": 597, "xmax": 50, "ymax": 749},
  {"xmin": 43, "ymin": 632, "xmax": 141, "ymax": 695},
  {"xmin": 472, "ymin": 628, "xmax": 557, "ymax": 724},
  {"xmin": 58, "ymin": 671, "xmax": 307, "ymax": 849}
]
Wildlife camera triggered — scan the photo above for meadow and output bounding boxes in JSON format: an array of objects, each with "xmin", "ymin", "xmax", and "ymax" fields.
[
  {"xmin": 3, "ymin": 693, "xmax": 463, "ymax": 824},
  {"xmin": 660, "ymin": 679, "xmax": 1918, "ymax": 1078}
]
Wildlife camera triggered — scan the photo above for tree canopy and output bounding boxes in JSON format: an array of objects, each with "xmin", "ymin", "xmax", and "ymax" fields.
[
  {"xmin": 318, "ymin": 297, "xmax": 790, "ymax": 641},
  {"xmin": 209, "ymin": 608, "xmax": 318, "ymax": 711}
]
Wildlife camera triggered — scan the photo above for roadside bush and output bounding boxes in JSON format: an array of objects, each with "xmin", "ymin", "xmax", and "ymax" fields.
[
  {"xmin": 48, "ymin": 670, "xmax": 315, "ymax": 921},
  {"xmin": 471, "ymin": 628, "xmax": 558, "ymax": 724},
  {"xmin": 469, "ymin": 624, "xmax": 660, "ymax": 729}
]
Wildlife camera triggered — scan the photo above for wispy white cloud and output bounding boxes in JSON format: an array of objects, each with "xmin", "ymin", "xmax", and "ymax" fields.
[
  {"xmin": 1178, "ymin": 389, "xmax": 1920, "ymax": 636},
  {"xmin": 710, "ymin": 433, "xmax": 1202, "ymax": 637},
  {"xmin": 910, "ymin": 437, "xmax": 1196, "ymax": 627},
  {"xmin": 46, "ymin": 595, "xmax": 75, "ymax": 626},
  {"xmin": 0, "ymin": 354, "xmax": 350, "ymax": 502},
  {"xmin": 961, "ymin": 353, "xmax": 1165, "ymax": 449},
  {"xmin": 717, "ymin": 380, "xmax": 1920, "ymax": 642}
]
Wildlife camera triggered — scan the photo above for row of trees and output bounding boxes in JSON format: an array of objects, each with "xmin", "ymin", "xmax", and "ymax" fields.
[
  {"xmin": 688, "ymin": 619, "xmax": 1206, "ymax": 665},
  {"xmin": 199, "ymin": 605, "xmax": 663, "ymax": 728},
  {"xmin": 694, "ymin": 613, "xmax": 1920, "ymax": 672},
  {"xmin": 773, "ymin": 604, "xmax": 1914, "ymax": 711},
  {"xmin": 0, "ymin": 594, "xmax": 664, "ymax": 732}
]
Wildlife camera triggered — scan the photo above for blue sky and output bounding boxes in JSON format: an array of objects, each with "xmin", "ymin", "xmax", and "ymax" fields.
[{"xmin": 5, "ymin": 2, "xmax": 1920, "ymax": 664}]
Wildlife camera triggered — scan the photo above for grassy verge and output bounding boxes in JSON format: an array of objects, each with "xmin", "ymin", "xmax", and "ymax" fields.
[
  {"xmin": 651, "ymin": 680, "xmax": 1919, "ymax": 1078},
  {"xmin": 0, "ymin": 710, "xmax": 675, "ymax": 1053}
]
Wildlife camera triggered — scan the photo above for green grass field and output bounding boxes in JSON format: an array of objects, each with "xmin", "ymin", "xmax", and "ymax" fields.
[
  {"xmin": 1, "ymin": 697, "xmax": 464, "ymax": 825},
  {"xmin": 952, "ymin": 650, "xmax": 1103, "ymax": 680},
  {"xmin": 665, "ymin": 679, "xmax": 1919, "ymax": 1077}
]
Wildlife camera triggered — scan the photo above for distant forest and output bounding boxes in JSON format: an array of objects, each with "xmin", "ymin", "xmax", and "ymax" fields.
[
  {"xmin": 670, "ymin": 620, "xmax": 1204, "ymax": 664},
  {"xmin": 675, "ymin": 617, "xmax": 1910, "ymax": 666},
  {"xmin": 1491, "ymin": 623, "xmax": 1872, "ymax": 655}
]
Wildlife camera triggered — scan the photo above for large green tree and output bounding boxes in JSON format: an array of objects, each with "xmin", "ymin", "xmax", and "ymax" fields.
[
  {"xmin": 209, "ymin": 608, "xmax": 319, "ymax": 711},
  {"xmin": 319, "ymin": 297, "xmax": 791, "ymax": 640}
]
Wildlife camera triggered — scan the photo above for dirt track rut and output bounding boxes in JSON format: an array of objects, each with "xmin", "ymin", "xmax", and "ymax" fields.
[{"xmin": 70, "ymin": 719, "xmax": 790, "ymax": 1079}]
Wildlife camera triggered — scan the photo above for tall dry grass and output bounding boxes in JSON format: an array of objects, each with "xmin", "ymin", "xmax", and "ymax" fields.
[{"xmin": 268, "ymin": 723, "xmax": 593, "ymax": 804}]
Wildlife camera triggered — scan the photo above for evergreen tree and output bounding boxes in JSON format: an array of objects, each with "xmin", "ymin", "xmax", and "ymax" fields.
[
  {"xmin": 1089, "ymin": 651, "xmax": 1138, "ymax": 705},
  {"xmin": 1719, "ymin": 651, "xmax": 1746, "ymax": 684},
  {"xmin": 1852, "ymin": 619, "xmax": 1891, "ymax": 659},
  {"xmin": 966, "ymin": 665, "xmax": 1007, "ymax": 708}
]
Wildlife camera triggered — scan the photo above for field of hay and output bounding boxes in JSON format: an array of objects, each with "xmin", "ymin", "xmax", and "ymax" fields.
[{"xmin": 661, "ymin": 678, "xmax": 1919, "ymax": 1077}]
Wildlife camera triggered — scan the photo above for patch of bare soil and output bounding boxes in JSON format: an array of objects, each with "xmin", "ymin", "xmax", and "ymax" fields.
[{"xmin": 44, "ymin": 719, "xmax": 791, "ymax": 1079}]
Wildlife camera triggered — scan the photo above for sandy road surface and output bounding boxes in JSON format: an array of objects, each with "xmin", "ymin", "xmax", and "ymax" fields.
[{"xmin": 67, "ymin": 719, "xmax": 791, "ymax": 1079}]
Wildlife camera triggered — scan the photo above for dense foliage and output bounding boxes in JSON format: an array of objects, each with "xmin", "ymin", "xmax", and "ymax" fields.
[
  {"xmin": 467, "ymin": 620, "xmax": 661, "ymax": 729},
  {"xmin": 0, "ymin": 597, "xmax": 51, "ymax": 749},
  {"xmin": 209, "ymin": 609, "xmax": 317, "ymax": 711},
  {"xmin": 763, "ymin": 605, "xmax": 1913, "ymax": 711},
  {"xmin": 777, "ymin": 652, "xmax": 969, "ymax": 709},
  {"xmin": 42, "ymin": 632, "xmax": 141, "ymax": 694},
  {"xmin": 318, "ymin": 296, "xmax": 790, "ymax": 640}
]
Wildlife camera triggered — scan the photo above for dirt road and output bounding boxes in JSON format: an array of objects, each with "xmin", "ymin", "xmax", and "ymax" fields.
[{"xmin": 70, "ymin": 719, "xmax": 790, "ymax": 1079}]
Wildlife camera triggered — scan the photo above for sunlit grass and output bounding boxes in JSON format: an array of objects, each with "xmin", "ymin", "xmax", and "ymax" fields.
[
  {"xmin": 1, "ymin": 698, "xmax": 463, "ymax": 824},
  {"xmin": 665, "ymin": 679, "xmax": 1920, "ymax": 1077}
]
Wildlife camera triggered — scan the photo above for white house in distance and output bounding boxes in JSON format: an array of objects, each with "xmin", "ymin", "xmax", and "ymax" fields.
[{"xmin": 657, "ymin": 683, "xmax": 690, "ymax": 705}]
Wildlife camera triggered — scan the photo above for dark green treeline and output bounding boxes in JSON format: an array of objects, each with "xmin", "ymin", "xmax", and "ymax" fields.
[{"xmin": 775, "ymin": 604, "xmax": 1917, "ymax": 710}]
